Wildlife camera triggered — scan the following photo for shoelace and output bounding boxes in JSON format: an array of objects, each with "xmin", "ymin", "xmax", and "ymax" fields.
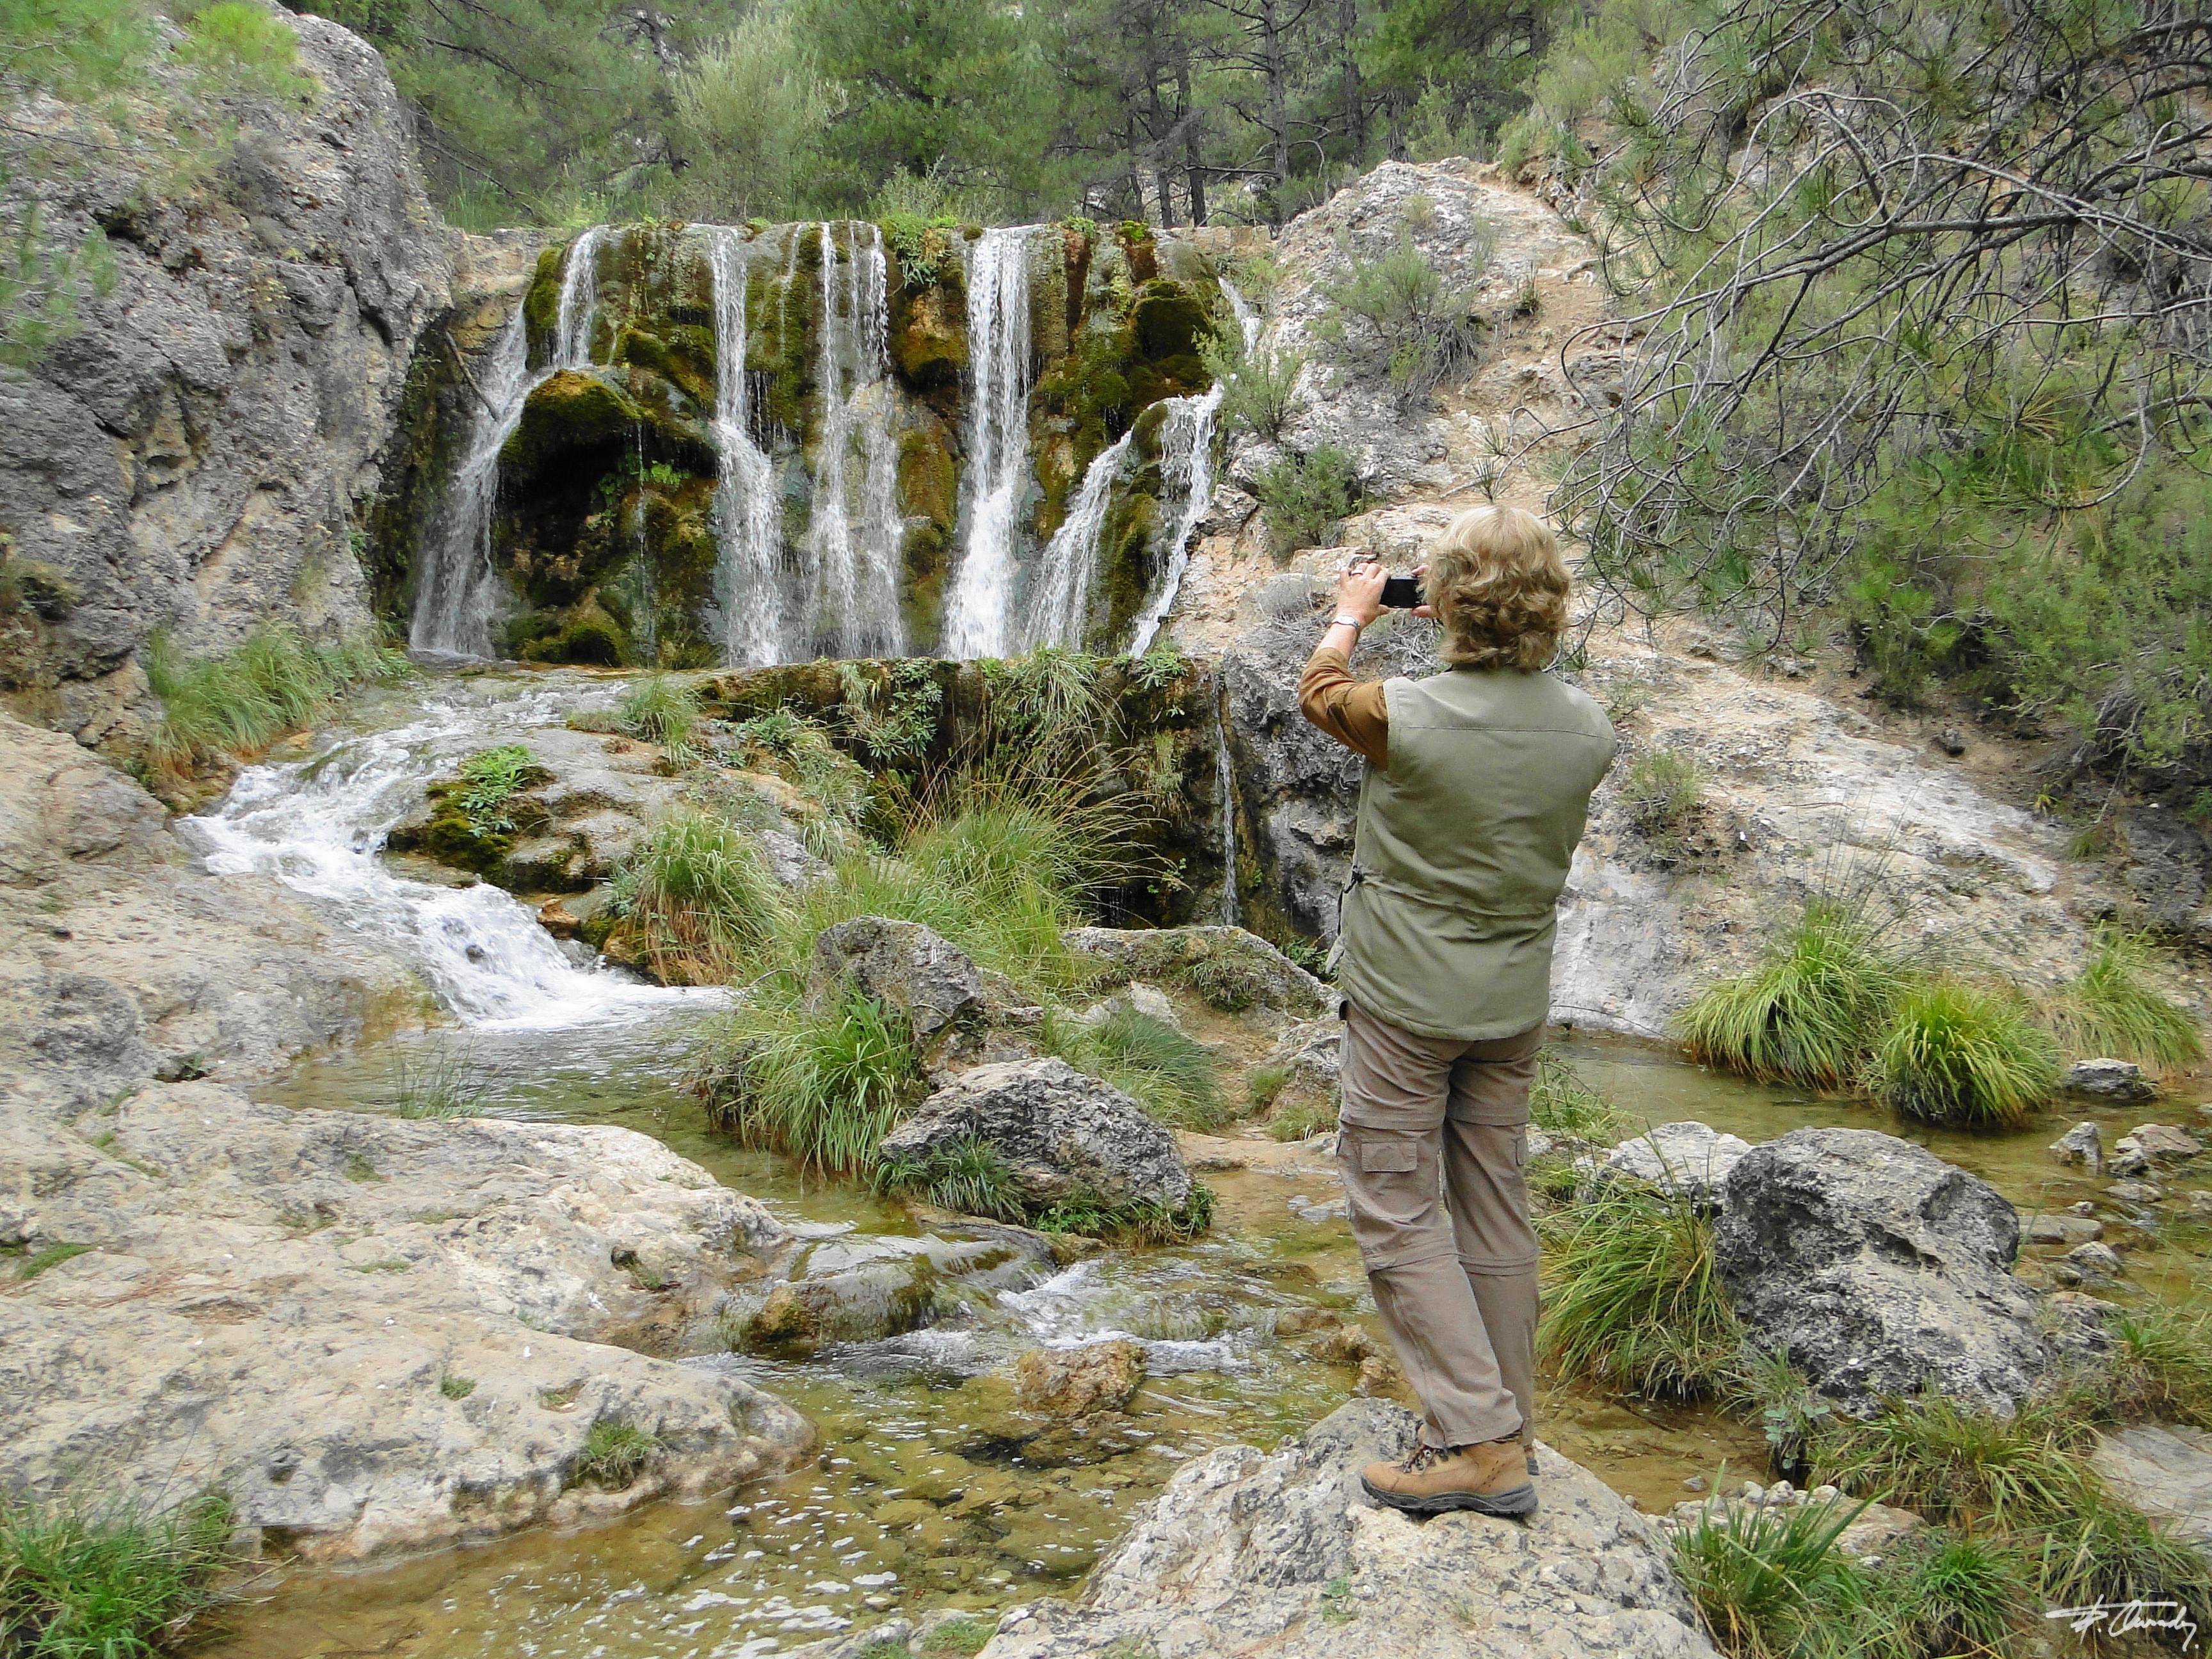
[{"xmin": 1396, "ymin": 1443, "xmax": 1449, "ymax": 1475}]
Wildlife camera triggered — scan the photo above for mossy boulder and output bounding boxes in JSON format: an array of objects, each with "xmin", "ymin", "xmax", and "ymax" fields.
[
  {"xmin": 503, "ymin": 373, "xmax": 643, "ymax": 476},
  {"xmin": 890, "ymin": 282, "xmax": 967, "ymax": 390}
]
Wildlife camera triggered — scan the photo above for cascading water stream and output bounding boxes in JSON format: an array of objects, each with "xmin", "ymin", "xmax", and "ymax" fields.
[
  {"xmin": 707, "ymin": 225, "xmax": 788, "ymax": 668},
  {"xmin": 1125, "ymin": 381, "xmax": 1225, "ymax": 656},
  {"xmin": 406, "ymin": 232, "xmax": 606, "ymax": 661},
  {"xmin": 182, "ymin": 687, "xmax": 710, "ymax": 1029},
  {"xmin": 1221, "ymin": 276, "xmax": 1263, "ymax": 351},
  {"xmin": 942, "ymin": 227, "xmax": 1038, "ymax": 658},
  {"xmin": 1017, "ymin": 429, "xmax": 1134, "ymax": 652},
  {"xmin": 1212, "ymin": 682, "xmax": 1241, "ymax": 928},
  {"xmin": 803, "ymin": 222, "xmax": 906, "ymax": 659}
]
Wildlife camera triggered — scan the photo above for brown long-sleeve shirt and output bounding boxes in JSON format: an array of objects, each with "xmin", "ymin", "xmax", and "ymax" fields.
[{"xmin": 1298, "ymin": 645, "xmax": 1390, "ymax": 768}]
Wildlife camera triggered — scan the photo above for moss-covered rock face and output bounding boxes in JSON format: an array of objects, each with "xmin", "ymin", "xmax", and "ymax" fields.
[{"xmin": 383, "ymin": 218, "xmax": 1228, "ymax": 664}]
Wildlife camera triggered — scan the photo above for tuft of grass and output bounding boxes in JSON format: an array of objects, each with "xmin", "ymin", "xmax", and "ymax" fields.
[
  {"xmin": 920, "ymin": 1615, "xmax": 998, "ymax": 1655},
  {"xmin": 1622, "ymin": 749, "xmax": 1706, "ymax": 860},
  {"xmin": 144, "ymin": 625, "xmax": 407, "ymax": 783},
  {"xmin": 1538, "ymin": 1179, "xmax": 1743, "ymax": 1399},
  {"xmin": 872, "ymin": 1136, "xmax": 1026, "ymax": 1222},
  {"xmin": 439, "ymin": 1375, "xmax": 477, "ymax": 1400},
  {"xmin": 389, "ymin": 1045, "xmax": 490, "ymax": 1121},
  {"xmin": 1180, "ymin": 951, "xmax": 1272, "ymax": 1013},
  {"xmin": 616, "ymin": 675, "xmax": 700, "ymax": 760},
  {"xmin": 1265, "ymin": 1094, "xmax": 1336, "ymax": 1141},
  {"xmin": 573, "ymin": 1419, "xmax": 661, "ymax": 1489},
  {"xmin": 2054, "ymin": 925, "xmax": 2204, "ymax": 1069},
  {"xmin": 1046, "ymin": 1006, "xmax": 1226, "ymax": 1130},
  {"xmin": 0, "ymin": 1489, "xmax": 233, "ymax": 1658},
  {"xmin": 16, "ymin": 1242, "xmax": 92, "ymax": 1282},
  {"xmin": 342, "ymin": 1152, "xmax": 379, "ymax": 1183},
  {"xmin": 694, "ymin": 988, "xmax": 925, "ymax": 1174},
  {"xmin": 606, "ymin": 810, "xmax": 782, "ymax": 984},
  {"xmin": 1676, "ymin": 897, "xmax": 1909, "ymax": 1088},
  {"xmin": 1529, "ymin": 1050, "xmax": 1627, "ymax": 1141},
  {"xmin": 1035, "ymin": 1182, "xmax": 1214, "ymax": 1245},
  {"xmin": 2106, "ymin": 1300, "xmax": 2212, "ymax": 1426},
  {"xmin": 1865, "ymin": 975, "xmax": 2058, "ymax": 1127},
  {"xmin": 451, "ymin": 745, "xmax": 541, "ymax": 838}
]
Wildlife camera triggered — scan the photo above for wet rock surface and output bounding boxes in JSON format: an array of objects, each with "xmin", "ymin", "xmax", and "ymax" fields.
[
  {"xmin": 1713, "ymin": 1128, "xmax": 2051, "ymax": 1416},
  {"xmin": 1589, "ymin": 1121, "xmax": 1752, "ymax": 1207},
  {"xmin": 2061, "ymin": 1059, "xmax": 2156, "ymax": 1102},
  {"xmin": 880, "ymin": 1059, "xmax": 1195, "ymax": 1213},
  {"xmin": 962, "ymin": 1399, "xmax": 1719, "ymax": 1658}
]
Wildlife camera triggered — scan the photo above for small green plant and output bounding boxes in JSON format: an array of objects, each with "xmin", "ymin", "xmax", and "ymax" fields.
[
  {"xmin": 347, "ymin": 1258, "xmax": 412, "ymax": 1274},
  {"xmin": 617, "ymin": 675, "xmax": 700, "ymax": 758},
  {"xmin": 176, "ymin": 1, "xmax": 312, "ymax": 97},
  {"xmin": 1203, "ymin": 330, "xmax": 1305, "ymax": 440},
  {"xmin": 15, "ymin": 1242, "xmax": 92, "ymax": 1282},
  {"xmin": 1318, "ymin": 1573, "xmax": 1358, "ymax": 1623},
  {"xmin": 920, "ymin": 1615, "xmax": 997, "ymax": 1655},
  {"xmin": 1676, "ymin": 896, "xmax": 1909, "ymax": 1088},
  {"xmin": 1317, "ymin": 228, "xmax": 1492, "ymax": 401},
  {"xmin": 0, "ymin": 1489, "xmax": 234, "ymax": 1658},
  {"xmin": 2055, "ymin": 925, "xmax": 2204, "ymax": 1068},
  {"xmin": 1865, "ymin": 976, "xmax": 2058, "ymax": 1127},
  {"xmin": 390, "ymin": 1045, "xmax": 491, "ymax": 1120},
  {"xmin": 1622, "ymin": 750, "xmax": 1706, "ymax": 861},
  {"xmin": 573, "ymin": 1418, "xmax": 661, "ymax": 1489},
  {"xmin": 1671, "ymin": 1494, "xmax": 1869, "ymax": 1658},
  {"xmin": 2106, "ymin": 1301, "xmax": 2212, "ymax": 1426},
  {"xmin": 873, "ymin": 1136, "xmax": 1026, "ymax": 1221},
  {"xmin": 605, "ymin": 810, "xmax": 781, "ymax": 982},
  {"xmin": 1264, "ymin": 1093, "xmax": 1336, "ymax": 1141},
  {"xmin": 342, "ymin": 1152, "xmax": 380, "ymax": 1182},
  {"xmin": 695, "ymin": 988, "xmax": 925, "ymax": 1173},
  {"xmin": 451, "ymin": 745, "xmax": 541, "ymax": 838},
  {"xmin": 1253, "ymin": 443, "xmax": 1363, "ymax": 559},
  {"xmin": 439, "ymin": 1374, "xmax": 477, "ymax": 1400},
  {"xmin": 1047, "ymin": 1006, "xmax": 1226, "ymax": 1130},
  {"xmin": 144, "ymin": 625, "xmax": 407, "ymax": 783},
  {"xmin": 1245, "ymin": 1061, "xmax": 1292, "ymax": 1113},
  {"xmin": 1539, "ymin": 1179, "xmax": 1742, "ymax": 1399},
  {"xmin": 1529, "ymin": 1050, "xmax": 1626, "ymax": 1141},
  {"xmin": 1035, "ymin": 1182, "xmax": 1214, "ymax": 1245}
]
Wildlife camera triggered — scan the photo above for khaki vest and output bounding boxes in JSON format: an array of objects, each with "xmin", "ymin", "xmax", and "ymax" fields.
[{"xmin": 1331, "ymin": 666, "xmax": 1617, "ymax": 1041}]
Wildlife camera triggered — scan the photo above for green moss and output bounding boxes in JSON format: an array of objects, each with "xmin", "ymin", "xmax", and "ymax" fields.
[
  {"xmin": 522, "ymin": 244, "xmax": 566, "ymax": 363},
  {"xmin": 890, "ymin": 280, "xmax": 967, "ymax": 389},
  {"xmin": 1131, "ymin": 280, "xmax": 1212, "ymax": 360},
  {"xmin": 502, "ymin": 372, "xmax": 645, "ymax": 476}
]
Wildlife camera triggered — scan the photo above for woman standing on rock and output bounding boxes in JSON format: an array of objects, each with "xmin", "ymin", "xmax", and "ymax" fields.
[{"xmin": 1299, "ymin": 505, "xmax": 1616, "ymax": 1518}]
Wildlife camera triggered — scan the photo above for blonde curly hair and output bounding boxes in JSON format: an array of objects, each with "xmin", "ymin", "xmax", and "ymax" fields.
[{"xmin": 1427, "ymin": 506, "xmax": 1570, "ymax": 670}]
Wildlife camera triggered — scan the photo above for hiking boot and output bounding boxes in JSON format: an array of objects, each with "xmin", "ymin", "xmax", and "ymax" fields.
[{"xmin": 1359, "ymin": 1437, "xmax": 1537, "ymax": 1518}]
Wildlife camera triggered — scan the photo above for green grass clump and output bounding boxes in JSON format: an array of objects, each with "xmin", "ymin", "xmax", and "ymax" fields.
[
  {"xmin": 1622, "ymin": 749, "xmax": 1705, "ymax": 860},
  {"xmin": 694, "ymin": 988, "xmax": 925, "ymax": 1174},
  {"xmin": 439, "ymin": 1374, "xmax": 477, "ymax": 1400},
  {"xmin": 573, "ymin": 1419, "xmax": 661, "ymax": 1489},
  {"xmin": 1035, "ymin": 1181, "xmax": 1214, "ymax": 1245},
  {"xmin": 1046, "ymin": 1007, "xmax": 1226, "ymax": 1130},
  {"xmin": 1676, "ymin": 897, "xmax": 1909, "ymax": 1087},
  {"xmin": 2055, "ymin": 926, "xmax": 2204, "ymax": 1069},
  {"xmin": 389, "ymin": 1045, "xmax": 490, "ymax": 1120},
  {"xmin": 873, "ymin": 1135, "xmax": 1026, "ymax": 1222},
  {"xmin": 2105, "ymin": 1301, "xmax": 2212, "ymax": 1426},
  {"xmin": 0, "ymin": 1489, "xmax": 232, "ymax": 1658},
  {"xmin": 606, "ymin": 810, "xmax": 781, "ymax": 983},
  {"xmin": 145, "ymin": 626, "xmax": 407, "ymax": 784},
  {"xmin": 1864, "ymin": 976, "xmax": 2058, "ymax": 1128},
  {"xmin": 1538, "ymin": 1179, "xmax": 1742, "ymax": 1399},
  {"xmin": 1529, "ymin": 1050, "xmax": 1627, "ymax": 1141},
  {"xmin": 616, "ymin": 675, "xmax": 700, "ymax": 760},
  {"xmin": 15, "ymin": 1242, "xmax": 92, "ymax": 1281}
]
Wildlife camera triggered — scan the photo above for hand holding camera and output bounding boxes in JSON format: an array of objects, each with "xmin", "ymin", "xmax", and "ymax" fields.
[{"xmin": 1333, "ymin": 553, "xmax": 1431, "ymax": 631}]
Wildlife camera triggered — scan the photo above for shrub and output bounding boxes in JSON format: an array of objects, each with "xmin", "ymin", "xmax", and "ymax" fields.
[
  {"xmin": 606, "ymin": 810, "xmax": 781, "ymax": 982},
  {"xmin": 0, "ymin": 1488, "xmax": 232, "ymax": 1658},
  {"xmin": 1048, "ymin": 1006, "xmax": 1226, "ymax": 1130},
  {"xmin": 694, "ymin": 988, "xmax": 925, "ymax": 1173},
  {"xmin": 2055, "ymin": 926, "xmax": 2204, "ymax": 1069},
  {"xmin": 1318, "ymin": 230, "xmax": 1492, "ymax": 401},
  {"xmin": 145, "ymin": 626, "xmax": 406, "ymax": 783},
  {"xmin": 1538, "ymin": 1178, "xmax": 1742, "ymax": 1398},
  {"xmin": 1865, "ymin": 976, "xmax": 2058, "ymax": 1127},
  {"xmin": 573, "ymin": 1419, "xmax": 660, "ymax": 1489},
  {"xmin": 873, "ymin": 1135, "xmax": 1026, "ymax": 1222},
  {"xmin": 177, "ymin": 1, "xmax": 312, "ymax": 97},
  {"xmin": 1254, "ymin": 443, "xmax": 1363, "ymax": 558},
  {"xmin": 389, "ymin": 1045, "xmax": 490, "ymax": 1120},
  {"xmin": 1203, "ymin": 330, "xmax": 1305, "ymax": 440},
  {"xmin": 1676, "ymin": 897, "xmax": 1908, "ymax": 1087},
  {"xmin": 617, "ymin": 675, "xmax": 700, "ymax": 760},
  {"xmin": 1622, "ymin": 749, "xmax": 1705, "ymax": 860},
  {"xmin": 1529, "ymin": 1050, "xmax": 1626, "ymax": 1141}
]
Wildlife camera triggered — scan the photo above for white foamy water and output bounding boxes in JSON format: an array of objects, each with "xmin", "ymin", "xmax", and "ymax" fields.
[
  {"xmin": 1125, "ymin": 381, "xmax": 1225, "ymax": 655},
  {"xmin": 1018, "ymin": 429, "xmax": 1134, "ymax": 652},
  {"xmin": 942, "ymin": 227, "xmax": 1038, "ymax": 658},
  {"xmin": 708, "ymin": 226, "xmax": 789, "ymax": 668},
  {"xmin": 182, "ymin": 687, "xmax": 713, "ymax": 1029}
]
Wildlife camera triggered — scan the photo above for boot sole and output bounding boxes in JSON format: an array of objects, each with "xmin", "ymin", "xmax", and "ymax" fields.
[{"xmin": 1360, "ymin": 1475, "xmax": 1538, "ymax": 1519}]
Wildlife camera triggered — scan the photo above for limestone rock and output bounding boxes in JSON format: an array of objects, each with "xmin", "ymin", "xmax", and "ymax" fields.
[
  {"xmin": 1063, "ymin": 925, "xmax": 1331, "ymax": 1017},
  {"xmin": 973, "ymin": 1399, "xmax": 1720, "ymax": 1658},
  {"xmin": 813, "ymin": 916, "xmax": 986, "ymax": 1057},
  {"xmin": 741, "ymin": 1227, "xmax": 1059, "ymax": 1354},
  {"xmin": 2024, "ymin": 1214, "xmax": 2104, "ymax": 1246},
  {"xmin": 2055, "ymin": 1241, "xmax": 2125, "ymax": 1287},
  {"xmin": 1259, "ymin": 1018, "xmax": 1344, "ymax": 1127},
  {"xmin": 1593, "ymin": 1121, "xmax": 1752, "ymax": 1206},
  {"xmin": 2091, "ymin": 1424, "xmax": 2212, "ymax": 1548},
  {"xmin": 2125, "ymin": 1123, "xmax": 2204, "ymax": 1163},
  {"xmin": 1014, "ymin": 1341, "xmax": 1147, "ymax": 1418},
  {"xmin": 2061, "ymin": 1059, "xmax": 2155, "ymax": 1102},
  {"xmin": 2049, "ymin": 1120, "xmax": 2104, "ymax": 1173},
  {"xmin": 0, "ymin": 1083, "xmax": 810, "ymax": 1561},
  {"xmin": 2104, "ymin": 1178, "xmax": 2165, "ymax": 1205},
  {"xmin": 879, "ymin": 1059, "xmax": 1193, "ymax": 1213},
  {"xmin": 1713, "ymin": 1128, "xmax": 2051, "ymax": 1416}
]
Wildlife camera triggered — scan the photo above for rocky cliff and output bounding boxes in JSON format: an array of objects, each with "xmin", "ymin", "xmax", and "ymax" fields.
[{"xmin": 0, "ymin": 13, "xmax": 456, "ymax": 749}]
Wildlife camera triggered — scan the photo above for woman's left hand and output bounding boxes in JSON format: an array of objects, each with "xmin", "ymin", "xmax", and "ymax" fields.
[{"xmin": 1411, "ymin": 563, "xmax": 1434, "ymax": 619}]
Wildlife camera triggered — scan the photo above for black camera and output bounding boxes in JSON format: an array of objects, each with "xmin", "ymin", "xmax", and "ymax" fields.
[{"xmin": 1381, "ymin": 575, "xmax": 1423, "ymax": 608}]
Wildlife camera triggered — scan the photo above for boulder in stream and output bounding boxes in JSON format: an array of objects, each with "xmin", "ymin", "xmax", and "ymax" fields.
[
  {"xmin": 813, "ymin": 916, "xmax": 986, "ymax": 1060},
  {"xmin": 879, "ymin": 1059, "xmax": 1194, "ymax": 1214},
  {"xmin": 1713, "ymin": 1128, "xmax": 2052, "ymax": 1417},
  {"xmin": 740, "ymin": 1226, "xmax": 1060, "ymax": 1355},
  {"xmin": 1014, "ymin": 1340, "xmax": 1147, "ymax": 1418},
  {"xmin": 963, "ymin": 1399, "xmax": 1720, "ymax": 1659},
  {"xmin": 2060, "ymin": 1059, "xmax": 2155, "ymax": 1102}
]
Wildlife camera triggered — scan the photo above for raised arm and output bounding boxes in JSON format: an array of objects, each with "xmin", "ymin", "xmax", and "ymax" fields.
[{"xmin": 1298, "ymin": 556, "xmax": 1391, "ymax": 768}]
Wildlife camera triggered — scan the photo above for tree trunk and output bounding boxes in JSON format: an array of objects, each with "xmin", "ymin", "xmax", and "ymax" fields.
[
  {"xmin": 1340, "ymin": 0, "xmax": 1363, "ymax": 155},
  {"xmin": 1177, "ymin": 55, "xmax": 1208, "ymax": 225}
]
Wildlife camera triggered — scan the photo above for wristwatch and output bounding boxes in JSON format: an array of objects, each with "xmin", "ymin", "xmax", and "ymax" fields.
[{"xmin": 1330, "ymin": 614, "xmax": 1365, "ymax": 630}]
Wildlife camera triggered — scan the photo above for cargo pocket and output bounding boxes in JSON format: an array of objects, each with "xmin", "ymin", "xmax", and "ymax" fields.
[{"xmin": 1358, "ymin": 1139, "xmax": 1420, "ymax": 1174}]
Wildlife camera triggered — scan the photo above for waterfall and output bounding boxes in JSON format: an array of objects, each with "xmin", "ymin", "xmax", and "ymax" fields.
[
  {"xmin": 1126, "ymin": 381, "xmax": 1225, "ymax": 656},
  {"xmin": 1018, "ymin": 431, "xmax": 1134, "ymax": 653},
  {"xmin": 182, "ymin": 687, "xmax": 710, "ymax": 1027},
  {"xmin": 1222, "ymin": 276, "xmax": 1263, "ymax": 351},
  {"xmin": 707, "ymin": 227, "xmax": 787, "ymax": 667},
  {"xmin": 803, "ymin": 222, "xmax": 907, "ymax": 659},
  {"xmin": 942, "ymin": 227, "xmax": 1037, "ymax": 659},
  {"xmin": 554, "ymin": 226, "xmax": 602, "ymax": 368},
  {"xmin": 1212, "ymin": 681, "xmax": 1240, "ymax": 928}
]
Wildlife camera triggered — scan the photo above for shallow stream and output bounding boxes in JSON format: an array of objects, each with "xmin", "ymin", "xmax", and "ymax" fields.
[{"xmin": 185, "ymin": 671, "xmax": 2211, "ymax": 1659}]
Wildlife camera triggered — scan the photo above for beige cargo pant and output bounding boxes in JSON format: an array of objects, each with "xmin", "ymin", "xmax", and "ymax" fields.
[{"xmin": 1334, "ymin": 1000, "xmax": 1542, "ymax": 1452}]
